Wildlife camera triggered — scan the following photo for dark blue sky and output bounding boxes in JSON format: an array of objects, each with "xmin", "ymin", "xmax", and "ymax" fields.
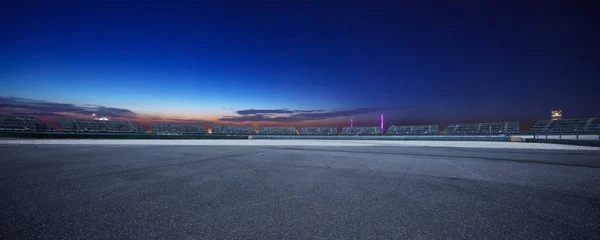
[{"xmin": 1, "ymin": 1, "xmax": 598, "ymax": 128}]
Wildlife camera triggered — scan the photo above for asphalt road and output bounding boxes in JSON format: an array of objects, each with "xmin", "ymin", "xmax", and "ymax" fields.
[{"xmin": 1, "ymin": 144, "xmax": 600, "ymax": 239}]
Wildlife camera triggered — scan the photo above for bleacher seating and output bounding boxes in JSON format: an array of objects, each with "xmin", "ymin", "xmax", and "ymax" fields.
[
  {"xmin": 152, "ymin": 123, "xmax": 207, "ymax": 135},
  {"xmin": 444, "ymin": 122, "xmax": 520, "ymax": 135},
  {"xmin": 127, "ymin": 122, "xmax": 146, "ymax": 133},
  {"xmin": 212, "ymin": 126, "xmax": 256, "ymax": 135},
  {"xmin": 340, "ymin": 127, "xmax": 383, "ymax": 135},
  {"xmin": 528, "ymin": 120, "xmax": 551, "ymax": 133},
  {"xmin": 386, "ymin": 125, "xmax": 440, "ymax": 135},
  {"xmin": 299, "ymin": 127, "xmax": 338, "ymax": 135},
  {"xmin": 59, "ymin": 118, "xmax": 146, "ymax": 133},
  {"xmin": 0, "ymin": 114, "xmax": 47, "ymax": 131},
  {"xmin": 529, "ymin": 118, "xmax": 600, "ymax": 134},
  {"xmin": 258, "ymin": 127, "xmax": 296, "ymax": 135},
  {"xmin": 586, "ymin": 118, "xmax": 600, "ymax": 134}
]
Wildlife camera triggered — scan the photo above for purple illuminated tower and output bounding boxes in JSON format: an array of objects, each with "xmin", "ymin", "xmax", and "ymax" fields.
[
  {"xmin": 380, "ymin": 113, "xmax": 384, "ymax": 132},
  {"xmin": 350, "ymin": 118, "xmax": 353, "ymax": 128}
]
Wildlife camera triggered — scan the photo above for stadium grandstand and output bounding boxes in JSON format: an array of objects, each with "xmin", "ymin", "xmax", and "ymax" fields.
[
  {"xmin": 4, "ymin": 114, "xmax": 599, "ymax": 137},
  {"xmin": 529, "ymin": 118, "xmax": 600, "ymax": 134},
  {"xmin": 258, "ymin": 127, "xmax": 297, "ymax": 135},
  {"xmin": 152, "ymin": 123, "xmax": 207, "ymax": 135},
  {"xmin": 299, "ymin": 127, "xmax": 338, "ymax": 135},
  {"xmin": 59, "ymin": 118, "xmax": 146, "ymax": 133},
  {"xmin": 0, "ymin": 114, "xmax": 47, "ymax": 131},
  {"xmin": 212, "ymin": 125, "xmax": 256, "ymax": 135},
  {"xmin": 444, "ymin": 121, "xmax": 520, "ymax": 135},
  {"xmin": 341, "ymin": 126, "xmax": 383, "ymax": 135},
  {"xmin": 386, "ymin": 125, "xmax": 440, "ymax": 135}
]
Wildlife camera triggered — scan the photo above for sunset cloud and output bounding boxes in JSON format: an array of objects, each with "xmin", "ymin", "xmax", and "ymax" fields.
[
  {"xmin": 0, "ymin": 96, "xmax": 402, "ymax": 127},
  {"xmin": 0, "ymin": 97, "xmax": 135, "ymax": 118},
  {"xmin": 219, "ymin": 107, "xmax": 403, "ymax": 123},
  {"xmin": 235, "ymin": 109, "xmax": 323, "ymax": 115}
]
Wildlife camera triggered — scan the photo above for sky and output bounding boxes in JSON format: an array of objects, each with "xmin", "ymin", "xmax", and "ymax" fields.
[{"xmin": 1, "ymin": 1, "xmax": 598, "ymax": 130}]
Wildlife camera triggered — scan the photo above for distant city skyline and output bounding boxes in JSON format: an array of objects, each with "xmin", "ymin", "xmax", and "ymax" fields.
[{"xmin": 1, "ymin": 1, "xmax": 598, "ymax": 130}]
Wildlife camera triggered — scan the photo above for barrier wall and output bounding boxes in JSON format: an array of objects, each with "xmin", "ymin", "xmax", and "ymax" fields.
[
  {"xmin": 11, "ymin": 132, "xmax": 600, "ymax": 144},
  {"xmin": 0, "ymin": 132, "xmax": 513, "ymax": 141},
  {"xmin": 0, "ymin": 132, "xmax": 246, "ymax": 139},
  {"xmin": 250, "ymin": 135, "xmax": 512, "ymax": 141},
  {"xmin": 524, "ymin": 138, "xmax": 600, "ymax": 147}
]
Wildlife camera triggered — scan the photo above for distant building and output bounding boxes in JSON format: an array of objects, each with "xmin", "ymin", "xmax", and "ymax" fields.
[{"xmin": 551, "ymin": 110, "xmax": 562, "ymax": 121}]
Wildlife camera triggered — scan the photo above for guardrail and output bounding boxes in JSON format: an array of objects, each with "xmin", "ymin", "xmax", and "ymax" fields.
[{"xmin": 524, "ymin": 133, "xmax": 600, "ymax": 140}]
